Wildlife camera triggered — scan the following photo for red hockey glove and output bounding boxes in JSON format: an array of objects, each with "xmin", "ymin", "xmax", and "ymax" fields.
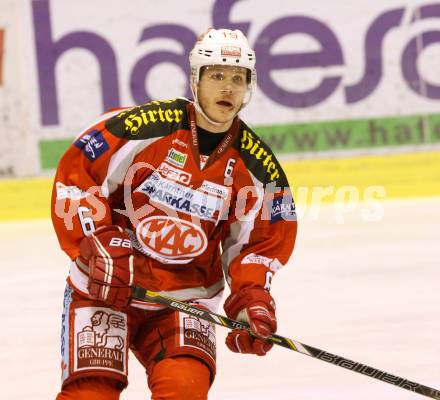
[
  {"xmin": 223, "ymin": 287, "xmax": 277, "ymax": 356},
  {"xmin": 79, "ymin": 225, "xmax": 134, "ymax": 310}
]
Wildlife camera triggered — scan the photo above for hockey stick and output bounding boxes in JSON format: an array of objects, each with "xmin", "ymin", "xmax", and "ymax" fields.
[{"xmin": 132, "ymin": 286, "xmax": 440, "ymax": 399}]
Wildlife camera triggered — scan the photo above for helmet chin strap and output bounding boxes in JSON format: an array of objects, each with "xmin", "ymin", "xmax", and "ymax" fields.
[{"xmin": 191, "ymin": 84, "xmax": 224, "ymax": 127}]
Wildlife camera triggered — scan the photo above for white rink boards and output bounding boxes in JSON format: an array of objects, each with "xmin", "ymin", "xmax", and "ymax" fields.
[{"xmin": 0, "ymin": 198, "xmax": 439, "ymax": 400}]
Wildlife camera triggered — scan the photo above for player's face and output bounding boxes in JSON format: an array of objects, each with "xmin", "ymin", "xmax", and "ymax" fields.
[{"xmin": 197, "ymin": 65, "xmax": 248, "ymax": 128}]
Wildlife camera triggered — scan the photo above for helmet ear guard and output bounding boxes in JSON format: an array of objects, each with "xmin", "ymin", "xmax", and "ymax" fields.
[{"xmin": 189, "ymin": 28, "xmax": 257, "ymax": 124}]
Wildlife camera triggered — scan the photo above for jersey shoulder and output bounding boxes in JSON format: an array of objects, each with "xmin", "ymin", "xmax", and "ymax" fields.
[
  {"xmin": 104, "ymin": 98, "xmax": 190, "ymax": 140},
  {"xmin": 238, "ymin": 121, "xmax": 289, "ymax": 188}
]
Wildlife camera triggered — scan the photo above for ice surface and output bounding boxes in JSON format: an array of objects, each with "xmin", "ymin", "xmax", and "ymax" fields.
[{"xmin": 1, "ymin": 198, "xmax": 439, "ymax": 399}]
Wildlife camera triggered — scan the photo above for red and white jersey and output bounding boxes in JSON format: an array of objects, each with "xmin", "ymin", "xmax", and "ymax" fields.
[{"xmin": 51, "ymin": 98, "xmax": 297, "ymax": 310}]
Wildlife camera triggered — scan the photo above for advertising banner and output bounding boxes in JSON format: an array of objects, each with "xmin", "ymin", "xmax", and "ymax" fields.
[{"xmin": 1, "ymin": 0, "xmax": 439, "ymax": 175}]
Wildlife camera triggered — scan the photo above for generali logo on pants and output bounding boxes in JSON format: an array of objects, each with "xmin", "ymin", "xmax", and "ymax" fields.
[
  {"xmin": 74, "ymin": 308, "xmax": 127, "ymax": 374},
  {"xmin": 136, "ymin": 216, "xmax": 208, "ymax": 264},
  {"xmin": 180, "ymin": 314, "xmax": 216, "ymax": 360}
]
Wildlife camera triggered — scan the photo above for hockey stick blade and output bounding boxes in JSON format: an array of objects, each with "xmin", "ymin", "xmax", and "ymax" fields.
[{"xmin": 132, "ymin": 286, "xmax": 440, "ymax": 399}]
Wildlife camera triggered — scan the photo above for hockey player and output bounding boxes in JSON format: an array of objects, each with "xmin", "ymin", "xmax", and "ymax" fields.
[{"xmin": 52, "ymin": 28, "xmax": 297, "ymax": 399}]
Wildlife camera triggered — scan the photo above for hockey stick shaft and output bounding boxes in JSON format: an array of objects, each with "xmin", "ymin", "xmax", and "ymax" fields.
[{"xmin": 132, "ymin": 286, "xmax": 440, "ymax": 399}]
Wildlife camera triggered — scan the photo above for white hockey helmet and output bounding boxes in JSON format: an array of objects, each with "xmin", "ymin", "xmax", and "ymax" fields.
[{"xmin": 189, "ymin": 28, "xmax": 257, "ymax": 124}]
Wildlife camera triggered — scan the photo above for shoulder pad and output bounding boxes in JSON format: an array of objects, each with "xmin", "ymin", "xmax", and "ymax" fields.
[
  {"xmin": 105, "ymin": 98, "xmax": 189, "ymax": 140},
  {"xmin": 239, "ymin": 123, "xmax": 289, "ymax": 188}
]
